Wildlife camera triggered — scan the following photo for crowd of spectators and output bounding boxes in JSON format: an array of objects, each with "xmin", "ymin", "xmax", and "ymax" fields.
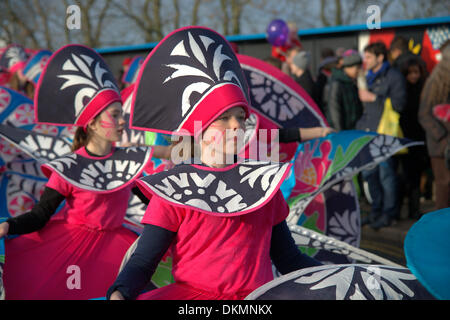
[{"xmin": 269, "ymin": 35, "xmax": 450, "ymax": 230}]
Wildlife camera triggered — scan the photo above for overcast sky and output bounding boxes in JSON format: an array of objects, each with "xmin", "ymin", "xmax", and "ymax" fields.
[{"xmin": 1, "ymin": 0, "xmax": 449, "ymax": 49}]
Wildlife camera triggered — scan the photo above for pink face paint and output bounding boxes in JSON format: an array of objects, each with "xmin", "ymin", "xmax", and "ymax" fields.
[
  {"xmin": 99, "ymin": 110, "xmax": 117, "ymax": 138},
  {"xmin": 204, "ymin": 126, "xmax": 225, "ymax": 144}
]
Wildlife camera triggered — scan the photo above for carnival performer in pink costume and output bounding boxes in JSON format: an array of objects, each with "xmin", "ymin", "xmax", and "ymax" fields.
[
  {"xmin": 107, "ymin": 26, "xmax": 322, "ymax": 300},
  {"xmin": 0, "ymin": 45, "xmax": 168, "ymax": 300}
]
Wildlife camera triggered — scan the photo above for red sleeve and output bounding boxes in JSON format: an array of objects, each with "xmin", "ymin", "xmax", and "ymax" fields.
[
  {"xmin": 45, "ymin": 172, "xmax": 72, "ymax": 197},
  {"xmin": 272, "ymin": 190, "xmax": 290, "ymax": 226},
  {"xmin": 292, "ymin": 39, "xmax": 302, "ymax": 49},
  {"xmin": 271, "ymin": 46, "xmax": 287, "ymax": 62},
  {"xmin": 140, "ymin": 196, "xmax": 184, "ymax": 232}
]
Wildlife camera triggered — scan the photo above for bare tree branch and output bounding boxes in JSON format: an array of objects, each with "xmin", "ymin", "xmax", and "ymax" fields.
[
  {"xmin": 220, "ymin": 0, "xmax": 229, "ymax": 35},
  {"xmin": 334, "ymin": 0, "xmax": 342, "ymax": 25},
  {"xmin": 380, "ymin": 0, "xmax": 394, "ymax": 18},
  {"xmin": 191, "ymin": 0, "xmax": 202, "ymax": 26},
  {"xmin": 3, "ymin": 0, "xmax": 447, "ymax": 51},
  {"xmin": 320, "ymin": 0, "xmax": 330, "ymax": 27},
  {"xmin": 112, "ymin": 0, "xmax": 148, "ymax": 31},
  {"xmin": 231, "ymin": 0, "xmax": 251, "ymax": 35},
  {"xmin": 5, "ymin": 0, "xmax": 40, "ymax": 48},
  {"xmin": 32, "ymin": 0, "xmax": 53, "ymax": 49},
  {"xmin": 172, "ymin": 0, "xmax": 180, "ymax": 29},
  {"xmin": 343, "ymin": 0, "xmax": 365, "ymax": 25},
  {"xmin": 94, "ymin": 0, "xmax": 113, "ymax": 45},
  {"xmin": 142, "ymin": 0, "xmax": 153, "ymax": 36},
  {"xmin": 152, "ymin": 0, "xmax": 162, "ymax": 40},
  {"xmin": 112, "ymin": 0, "xmax": 164, "ymax": 42}
]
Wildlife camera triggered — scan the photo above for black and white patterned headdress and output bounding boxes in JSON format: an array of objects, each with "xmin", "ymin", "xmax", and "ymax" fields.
[
  {"xmin": 34, "ymin": 44, "xmax": 121, "ymax": 128},
  {"xmin": 130, "ymin": 26, "xmax": 250, "ymax": 136},
  {"xmin": 0, "ymin": 44, "xmax": 28, "ymax": 73}
]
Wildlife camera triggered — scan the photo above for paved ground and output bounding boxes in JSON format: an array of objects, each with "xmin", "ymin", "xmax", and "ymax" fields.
[{"xmin": 358, "ymin": 198, "xmax": 436, "ymax": 266}]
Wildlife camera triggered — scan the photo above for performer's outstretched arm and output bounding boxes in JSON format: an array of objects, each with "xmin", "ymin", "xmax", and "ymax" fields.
[
  {"xmin": 270, "ymin": 220, "xmax": 322, "ymax": 274},
  {"xmin": 278, "ymin": 127, "xmax": 335, "ymax": 144},
  {"xmin": 0, "ymin": 187, "xmax": 65, "ymax": 236}
]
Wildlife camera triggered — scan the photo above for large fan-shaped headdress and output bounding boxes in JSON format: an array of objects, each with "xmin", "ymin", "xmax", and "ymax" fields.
[
  {"xmin": 237, "ymin": 54, "xmax": 326, "ymax": 129},
  {"xmin": 22, "ymin": 50, "xmax": 52, "ymax": 86},
  {"xmin": 121, "ymin": 56, "xmax": 143, "ymax": 85},
  {"xmin": 130, "ymin": 26, "xmax": 250, "ymax": 137},
  {"xmin": 34, "ymin": 44, "xmax": 121, "ymax": 128},
  {"xmin": 0, "ymin": 44, "xmax": 29, "ymax": 73}
]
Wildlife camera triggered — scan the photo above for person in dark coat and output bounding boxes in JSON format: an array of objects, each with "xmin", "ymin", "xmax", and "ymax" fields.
[
  {"xmin": 397, "ymin": 56, "xmax": 429, "ymax": 219},
  {"xmin": 356, "ymin": 41, "xmax": 407, "ymax": 230},
  {"xmin": 315, "ymin": 48, "xmax": 338, "ymax": 114},
  {"xmin": 418, "ymin": 45, "xmax": 450, "ymax": 210},
  {"xmin": 390, "ymin": 36, "xmax": 417, "ymax": 71},
  {"xmin": 289, "ymin": 51, "xmax": 318, "ymax": 103},
  {"xmin": 324, "ymin": 49, "xmax": 363, "ymax": 131}
]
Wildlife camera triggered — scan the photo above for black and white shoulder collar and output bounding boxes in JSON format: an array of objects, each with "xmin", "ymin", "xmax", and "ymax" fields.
[
  {"xmin": 0, "ymin": 124, "xmax": 72, "ymax": 162},
  {"xmin": 137, "ymin": 159, "xmax": 292, "ymax": 216},
  {"xmin": 41, "ymin": 146, "xmax": 153, "ymax": 193}
]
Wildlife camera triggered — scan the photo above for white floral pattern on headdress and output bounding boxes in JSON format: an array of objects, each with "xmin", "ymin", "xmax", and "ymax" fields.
[
  {"xmin": 164, "ymin": 32, "xmax": 247, "ymax": 117},
  {"xmin": 57, "ymin": 53, "xmax": 119, "ymax": 118}
]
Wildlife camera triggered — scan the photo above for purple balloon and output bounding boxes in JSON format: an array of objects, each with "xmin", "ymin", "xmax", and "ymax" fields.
[{"xmin": 266, "ymin": 19, "xmax": 289, "ymax": 47}]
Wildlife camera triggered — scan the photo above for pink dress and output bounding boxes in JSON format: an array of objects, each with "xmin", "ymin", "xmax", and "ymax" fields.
[
  {"xmin": 137, "ymin": 189, "xmax": 289, "ymax": 300},
  {"xmin": 3, "ymin": 172, "xmax": 138, "ymax": 300}
]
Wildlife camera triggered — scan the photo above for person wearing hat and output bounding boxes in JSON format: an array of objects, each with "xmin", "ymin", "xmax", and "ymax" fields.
[
  {"xmin": 314, "ymin": 48, "xmax": 339, "ymax": 113},
  {"xmin": 289, "ymin": 51, "xmax": 317, "ymax": 104},
  {"xmin": 335, "ymin": 47, "xmax": 346, "ymax": 69},
  {"xmin": 107, "ymin": 26, "xmax": 321, "ymax": 300},
  {"xmin": 20, "ymin": 49, "xmax": 53, "ymax": 99},
  {"xmin": 0, "ymin": 44, "xmax": 29, "ymax": 94},
  {"xmin": 120, "ymin": 56, "xmax": 143, "ymax": 89},
  {"xmin": 0, "ymin": 44, "xmax": 170, "ymax": 300},
  {"xmin": 324, "ymin": 49, "xmax": 363, "ymax": 131}
]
